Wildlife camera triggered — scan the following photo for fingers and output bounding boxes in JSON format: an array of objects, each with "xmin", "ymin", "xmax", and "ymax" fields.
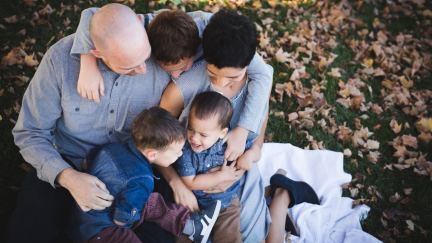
[
  {"xmin": 99, "ymin": 79, "xmax": 105, "ymax": 97},
  {"xmin": 91, "ymin": 90, "xmax": 100, "ymax": 103},
  {"xmin": 80, "ymin": 205, "xmax": 91, "ymax": 212}
]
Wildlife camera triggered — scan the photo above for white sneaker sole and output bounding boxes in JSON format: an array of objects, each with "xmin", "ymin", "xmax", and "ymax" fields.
[{"xmin": 200, "ymin": 200, "xmax": 222, "ymax": 243}]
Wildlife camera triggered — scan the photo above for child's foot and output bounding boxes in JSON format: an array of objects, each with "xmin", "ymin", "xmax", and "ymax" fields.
[
  {"xmin": 270, "ymin": 174, "xmax": 320, "ymax": 208},
  {"xmin": 189, "ymin": 200, "xmax": 221, "ymax": 243}
]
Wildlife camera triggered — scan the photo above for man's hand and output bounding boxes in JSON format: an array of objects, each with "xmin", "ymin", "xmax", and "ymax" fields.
[
  {"xmin": 170, "ymin": 179, "xmax": 199, "ymax": 212},
  {"xmin": 236, "ymin": 146, "xmax": 261, "ymax": 171},
  {"xmin": 77, "ymin": 54, "xmax": 104, "ymax": 103},
  {"xmin": 57, "ymin": 168, "xmax": 113, "ymax": 212},
  {"xmin": 204, "ymin": 161, "xmax": 245, "ymax": 193},
  {"xmin": 224, "ymin": 127, "xmax": 249, "ymax": 161}
]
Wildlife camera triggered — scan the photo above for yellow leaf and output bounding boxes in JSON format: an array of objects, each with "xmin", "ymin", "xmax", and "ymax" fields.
[
  {"xmin": 399, "ymin": 76, "xmax": 413, "ymax": 89},
  {"xmin": 24, "ymin": 53, "xmax": 39, "ymax": 67},
  {"xmin": 363, "ymin": 58, "xmax": 374, "ymax": 68}
]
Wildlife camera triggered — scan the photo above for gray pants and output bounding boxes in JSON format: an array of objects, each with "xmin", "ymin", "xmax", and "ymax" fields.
[{"xmin": 239, "ymin": 164, "xmax": 272, "ymax": 243}]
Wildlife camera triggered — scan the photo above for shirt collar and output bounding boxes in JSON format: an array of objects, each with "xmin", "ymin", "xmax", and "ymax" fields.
[{"xmin": 127, "ymin": 139, "xmax": 147, "ymax": 162}]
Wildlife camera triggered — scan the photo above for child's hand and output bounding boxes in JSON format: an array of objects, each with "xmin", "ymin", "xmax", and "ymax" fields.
[
  {"xmin": 224, "ymin": 127, "xmax": 249, "ymax": 161},
  {"xmin": 77, "ymin": 54, "xmax": 105, "ymax": 102},
  {"xmin": 236, "ymin": 146, "xmax": 261, "ymax": 171}
]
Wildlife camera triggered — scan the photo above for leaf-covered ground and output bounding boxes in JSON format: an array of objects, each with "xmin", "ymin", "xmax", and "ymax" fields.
[{"xmin": 0, "ymin": 0, "xmax": 431, "ymax": 242}]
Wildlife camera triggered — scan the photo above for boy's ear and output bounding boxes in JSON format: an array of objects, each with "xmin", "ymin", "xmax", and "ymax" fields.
[
  {"xmin": 90, "ymin": 49, "xmax": 102, "ymax": 59},
  {"xmin": 141, "ymin": 148, "xmax": 158, "ymax": 162},
  {"xmin": 219, "ymin": 127, "xmax": 229, "ymax": 139}
]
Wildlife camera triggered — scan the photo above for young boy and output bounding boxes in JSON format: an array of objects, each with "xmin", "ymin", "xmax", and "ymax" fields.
[
  {"xmin": 70, "ymin": 107, "xmax": 221, "ymax": 243},
  {"xmin": 176, "ymin": 91, "xmax": 246, "ymax": 243}
]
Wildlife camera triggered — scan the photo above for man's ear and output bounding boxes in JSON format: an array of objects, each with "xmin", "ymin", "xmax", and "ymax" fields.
[
  {"xmin": 90, "ymin": 49, "xmax": 102, "ymax": 59},
  {"xmin": 219, "ymin": 127, "xmax": 229, "ymax": 139},
  {"xmin": 137, "ymin": 14, "xmax": 144, "ymax": 24},
  {"xmin": 141, "ymin": 148, "xmax": 158, "ymax": 162}
]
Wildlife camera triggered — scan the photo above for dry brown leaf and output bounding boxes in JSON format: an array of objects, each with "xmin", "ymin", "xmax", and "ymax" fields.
[
  {"xmin": 24, "ymin": 53, "xmax": 39, "ymax": 67},
  {"xmin": 390, "ymin": 119, "xmax": 402, "ymax": 134},
  {"xmin": 1, "ymin": 47, "xmax": 27, "ymax": 66},
  {"xmin": 287, "ymin": 112, "xmax": 298, "ymax": 122},
  {"xmin": 4, "ymin": 15, "xmax": 18, "ymax": 23},
  {"xmin": 328, "ymin": 68, "xmax": 342, "ymax": 78},
  {"xmin": 401, "ymin": 135, "xmax": 418, "ymax": 149},
  {"xmin": 366, "ymin": 140, "xmax": 380, "ymax": 150},
  {"xmin": 344, "ymin": 148, "xmax": 352, "ymax": 157},
  {"xmin": 275, "ymin": 48, "xmax": 290, "ymax": 63}
]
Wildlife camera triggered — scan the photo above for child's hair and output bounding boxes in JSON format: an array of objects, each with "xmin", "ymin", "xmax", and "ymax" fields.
[
  {"xmin": 132, "ymin": 107, "xmax": 186, "ymax": 150},
  {"xmin": 147, "ymin": 10, "xmax": 200, "ymax": 64},
  {"xmin": 203, "ymin": 9, "xmax": 257, "ymax": 69},
  {"xmin": 189, "ymin": 91, "xmax": 233, "ymax": 129}
]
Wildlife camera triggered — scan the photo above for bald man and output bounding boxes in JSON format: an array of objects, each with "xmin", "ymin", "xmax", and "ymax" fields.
[{"xmin": 8, "ymin": 4, "xmax": 171, "ymax": 243}]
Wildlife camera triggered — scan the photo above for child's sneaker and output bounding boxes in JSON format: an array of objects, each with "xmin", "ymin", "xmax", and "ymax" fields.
[{"xmin": 189, "ymin": 200, "xmax": 221, "ymax": 243}]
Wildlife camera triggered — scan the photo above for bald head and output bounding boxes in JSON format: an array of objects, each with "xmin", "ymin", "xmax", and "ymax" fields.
[{"xmin": 90, "ymin": 3, "xmax": 151, "ymax": 75}]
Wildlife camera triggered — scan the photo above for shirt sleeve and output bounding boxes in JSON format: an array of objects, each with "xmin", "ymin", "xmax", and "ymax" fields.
[
  {"xmin": 70, "ymin": 7, "xmax": 100, "ymax": 56},
  {"xmin": 238, "ymin": 53, "xmax": 273, "ymax": 133},
  {"xmin": 113, "ymin": 176, "xmax": 154, "ymax": 225},
  {"xmin": 12, "ymin": 48, "xmax": 71, "ymax": 187}
]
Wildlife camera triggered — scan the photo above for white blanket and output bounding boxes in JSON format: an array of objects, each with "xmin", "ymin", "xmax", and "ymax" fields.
[{"xmin": 257, "ymin": 143, "xmax": 381, "ymax": 243}]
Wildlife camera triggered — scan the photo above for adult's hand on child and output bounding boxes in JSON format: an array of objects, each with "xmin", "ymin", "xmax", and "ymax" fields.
[
  {"xmin": 77, "ymin": 54, "xmax": 105, "ymax": 103},
  {"xmin": 236, "ymin": 146, "xmax": 261, "ymax": 171},
  {"xmin": 171, "ymin": 179, "xmax": 199, "ymax": 212},
  {"xmin": 57, "ymin": 168, "xmax": 113, "ymax": 212},
  {"xmin": 224, "ymin": 127, "xmax": 249, "ymax": 162},
  {"xmin": 204, "ymin": 161, "xmax": 244, "ymax": 193}
]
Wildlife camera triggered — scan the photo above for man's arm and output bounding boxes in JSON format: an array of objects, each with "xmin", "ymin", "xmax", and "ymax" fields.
[
  {"xmin": 159, "ymin": 81, "xmax": 184, "ymax": 118},
  {"xmin": 13, "ymin": 47, "xmax": 113, "ymax": 211},
  {"xmin": 241, "ymin": 53, "xmax": 273, "ymax": 133}
]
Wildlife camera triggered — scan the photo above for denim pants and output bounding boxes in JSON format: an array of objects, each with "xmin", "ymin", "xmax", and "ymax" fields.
[{"xmin": 6, "ymin": 170, "xmax": 177, "ymax": 243}]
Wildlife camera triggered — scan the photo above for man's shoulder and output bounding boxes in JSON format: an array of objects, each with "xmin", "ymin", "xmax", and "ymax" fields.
[{"xmin": 45, "ymin": 34, "xmax": 79, "ymax": 64}]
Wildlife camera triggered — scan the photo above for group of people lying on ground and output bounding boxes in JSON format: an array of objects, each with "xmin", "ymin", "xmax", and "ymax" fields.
[{"xmin": 8, "ymin": 3, "xmax": 320, "ymax": 243}]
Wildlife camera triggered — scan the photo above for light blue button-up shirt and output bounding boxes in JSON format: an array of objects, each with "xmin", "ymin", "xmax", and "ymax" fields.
[{"xmin": 12, "ymin": 34, "xmax": 170, "ymax": 186}]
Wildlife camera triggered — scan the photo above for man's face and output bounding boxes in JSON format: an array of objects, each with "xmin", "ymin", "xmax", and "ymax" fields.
[
  {"xmin": 207, "ymin": 64, "xmax": 247, "ymax": 92},
  {"xmin": 159, "ymin": 57, "xmax": 194, "ymax": 79}
]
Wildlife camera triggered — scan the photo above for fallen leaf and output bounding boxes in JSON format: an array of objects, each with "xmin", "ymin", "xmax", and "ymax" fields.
[{"xmin": 390, "ymin": 119, "xmax": 402, "ymax": 134}]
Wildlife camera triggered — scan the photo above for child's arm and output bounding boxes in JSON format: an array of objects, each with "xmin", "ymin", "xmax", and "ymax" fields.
[
  {"xmin": 181, "ymin": 161, "xmax": 241, "ymax": 191},
  {"xmin": 236, "ymin": 111, "xmax": 269, "ymax": 171},
  {"xmin": 224, "ymin": 53, "xmax": 273, "ymax": 161},
  {"xmin": 72, "ymin": 7, "xmax": 104, "ymax": 102},
  {"xmin": 77, "ymin": 54, "xmax": 104, "ymax": 102},
  {"xmin": 112, "ymin": 177, "xmax": 153, "ymax": 226}
]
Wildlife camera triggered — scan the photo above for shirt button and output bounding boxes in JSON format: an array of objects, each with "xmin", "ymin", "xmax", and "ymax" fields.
[
  {"xmin": 207, "ymin": 164, "xmax": 210, "ymax": 167},
  {"xmin": 110, "ymin": 109, "xmax": 114, "ymax": 113},
  {"xmin": 115, "ymin": 82, "xmax": 119, "ymax": 86},
  {"xmin": 109, "ymin": 131, "xmax": 113, "ymax": 135},
  {"xmin": 75, "ymin": 107, "xmax": 79, "ymax": 112}
]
